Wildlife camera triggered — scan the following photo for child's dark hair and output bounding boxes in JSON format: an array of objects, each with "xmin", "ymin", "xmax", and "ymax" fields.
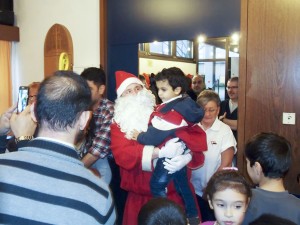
[
  {"xmin": 244, "ymin": 132, "xmax": 292, "ymax": 178},
  {"xmin": 138, "ymin": 197, "xmax": 187, "ymax": 225},
  {"xmin": 155, "ymin": 67, "xmax": 189, "ymax": 94},
  {"xmin": 204, "ymin": 169, "xmax": 252, "ymax": 202}
]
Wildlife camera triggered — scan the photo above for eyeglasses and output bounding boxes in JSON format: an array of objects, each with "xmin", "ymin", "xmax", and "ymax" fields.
[
  {"xmin": 29, "ymin": 95, "xmax": 37, "ymax": 100},
  {"xmin": 204, "ymin": 108, "xmax": 217, "ymax": 113},
  {"xmin": 226, "ymin": 86, "xmax": 238, "ymax": 90}
]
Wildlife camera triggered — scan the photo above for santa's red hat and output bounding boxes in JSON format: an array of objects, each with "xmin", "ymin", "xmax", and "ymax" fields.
[{"xmin": 115, "ymin": 71, "xmax": 144, "ymax": 97}]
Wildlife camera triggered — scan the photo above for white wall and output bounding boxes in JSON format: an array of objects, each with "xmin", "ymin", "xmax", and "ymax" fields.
[
  {"xmin": 12, "ymin": 0, "xmax": 100, "ymax": 101},
  {"xmin": 139, "ymin": 57, "xmax": 196, "ymax": 75}
]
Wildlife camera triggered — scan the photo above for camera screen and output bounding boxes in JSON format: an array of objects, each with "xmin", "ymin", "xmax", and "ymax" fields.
[{"xmin": 17, "ymin": 87, "xmax": 29, "ymax": 113}]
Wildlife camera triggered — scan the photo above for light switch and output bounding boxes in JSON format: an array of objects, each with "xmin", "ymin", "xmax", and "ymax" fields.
[{"xmin": 282, "ymin": 113, "xmax": 296, "ymax": 125}]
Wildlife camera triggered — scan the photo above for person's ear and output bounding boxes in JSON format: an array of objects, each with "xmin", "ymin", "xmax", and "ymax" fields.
[
  {"xmin": 98, "ymin": 85, "xmax": 106, "ymax": 95},
  {"xmin": 254, "ymin": 161, "xmax": 263, "ymax": 176},
  {"xmin": 79, "ymin": 111, "xmax": 91, "ymax": 130},
  {"xmin": 174, "ymin": 87, "xmax": 182, "ymax": 95},
  {"xmin": 207, "ymin": 196, "xmax": 214, "ymax": 210},
  {"xmin": 30, "ymin": 103, "xmax": 37, "ymax": 123}
]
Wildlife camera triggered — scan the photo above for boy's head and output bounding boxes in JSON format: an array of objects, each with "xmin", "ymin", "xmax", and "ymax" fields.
[
  {"xmin": 154, "ymin": 67, "xmax": 189, "ymax": 102},
  {"xmin": 245, "ymin": 132, "xmax": 292, "ymax": 183},
  {"xmin": 138, "ymin": 197, "xmax": 187, "ymax": 225}
]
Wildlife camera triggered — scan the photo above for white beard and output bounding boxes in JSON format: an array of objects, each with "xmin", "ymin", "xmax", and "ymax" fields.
[{"xmin": 113, "ymin": 89, "xmax": 156, "ymax": 139}]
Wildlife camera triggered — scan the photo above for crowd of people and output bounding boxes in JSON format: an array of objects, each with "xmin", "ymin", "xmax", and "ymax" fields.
[{"xmin": 0, "ymin": 67, "xmax": 299, "ymax": 225}]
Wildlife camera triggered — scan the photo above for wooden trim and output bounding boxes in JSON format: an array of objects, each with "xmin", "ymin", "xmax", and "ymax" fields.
[
  {"xmin": 237, "ymin": 0, "xmax": 248, "ymax": 173},
  {"xmin": 0, "ymin": 41, "xmax": 12, "ymax": 113},
  {"xmin": 0, "ymin": 24, "xmax": 19, "ymax": 42},
  {"xmin": 100, "ymin": 0, "xmax": 107, "ymax": 71},
  {"xmin": 100, "ymin": 0, "xmax": 108, "ymax": 97}
]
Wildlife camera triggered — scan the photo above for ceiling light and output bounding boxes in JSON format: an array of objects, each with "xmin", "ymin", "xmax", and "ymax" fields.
[
  {"xmin": 231, "ymin": 33, "xmax": 239, "ymax": 44},
  {"xmin": 197, "ymin": 35, "xmax": 206, "ymax": 43}
]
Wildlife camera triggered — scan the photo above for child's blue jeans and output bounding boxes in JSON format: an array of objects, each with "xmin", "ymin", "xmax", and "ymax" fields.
[{"xmin": 150, "ymin": 157, "xmax": 198, "ymax": 218}]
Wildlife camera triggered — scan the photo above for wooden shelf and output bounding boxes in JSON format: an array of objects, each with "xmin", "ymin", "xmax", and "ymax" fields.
[{"xmin": 0, "ymin": 24, "xmax": 19, "ymax": 42}]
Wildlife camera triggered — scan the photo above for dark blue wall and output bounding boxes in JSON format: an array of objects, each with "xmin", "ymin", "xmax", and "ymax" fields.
[{"xmin": 107, "ymin": 0, "xmax": 240, "ymax": 100}]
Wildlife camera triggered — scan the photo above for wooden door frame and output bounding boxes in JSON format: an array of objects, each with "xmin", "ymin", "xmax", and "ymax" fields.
[
  {"xmin": 100, "ymin": 0, "xmax": 107, "ymax": 72},
  {"xmin": 237, "ymin": 0, "xmax": 248, "ymax": 174}
]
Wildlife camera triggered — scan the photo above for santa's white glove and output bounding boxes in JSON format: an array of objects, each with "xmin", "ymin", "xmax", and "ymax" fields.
[
  {"xmin": 158, "ymin": 137, "xmax": 185, "ymax": 158},
  {"xmin": 163, "ymin": 153, "xmax": 192, "ymax": 174}
]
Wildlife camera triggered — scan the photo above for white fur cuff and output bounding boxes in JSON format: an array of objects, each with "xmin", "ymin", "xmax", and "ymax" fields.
[{"xmin": 142, "ymin": 145, "xmax": 154, "ymax": 171}]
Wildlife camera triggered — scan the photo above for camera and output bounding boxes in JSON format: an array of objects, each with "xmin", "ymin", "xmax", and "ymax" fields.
[{"xmin": 17, "ymin": 86, "xmax": 29, "ymax": 113}]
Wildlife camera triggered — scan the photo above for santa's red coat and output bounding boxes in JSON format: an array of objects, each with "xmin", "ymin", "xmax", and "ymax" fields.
[{"xmin": 110, "ymin": 122, "xmax": 200, "ymax": 225}]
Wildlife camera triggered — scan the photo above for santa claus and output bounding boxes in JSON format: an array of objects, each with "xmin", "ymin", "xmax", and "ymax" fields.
[{"xmin": 110, "ymin": 71, "xmax": 197, "ymax": 225}]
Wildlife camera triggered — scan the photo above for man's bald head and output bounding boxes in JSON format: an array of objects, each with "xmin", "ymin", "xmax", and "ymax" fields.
[{"xmin": 36, "ymin": 71, "xmax": 92, "ymax": 131}]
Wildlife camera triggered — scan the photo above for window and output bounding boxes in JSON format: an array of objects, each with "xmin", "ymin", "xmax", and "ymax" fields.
[
  {"xmin": 176, "ymin": 40, "xmax": 193, "ymax": 58},
  {"xmin": 198, "ymin": 43, "xmax": 214, "ymax": 59},
  {"xmin": 139, "ymin": 40, "xmax": 194, "ymax": 61},
  {"xmin": 229, "ymin": 49, "xmax": 239, "ymax": 57},
  {"xmin": 197, "ymin": 38, "xmax": 228, "ymax": 100},
  {"xmin": 149, "ymin": 41, "xmax": 171, "ymax": 55},
  {"xmin": 138, "ymin": 37, "xmax": 239, "ymax": 101},
  {"xmin": 216, "ymin": 47, "xmax": 226, "ymax": 59},
  {"xmin": 139, "ymin": 43, "xmax": 146, "ymax": 52}
]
